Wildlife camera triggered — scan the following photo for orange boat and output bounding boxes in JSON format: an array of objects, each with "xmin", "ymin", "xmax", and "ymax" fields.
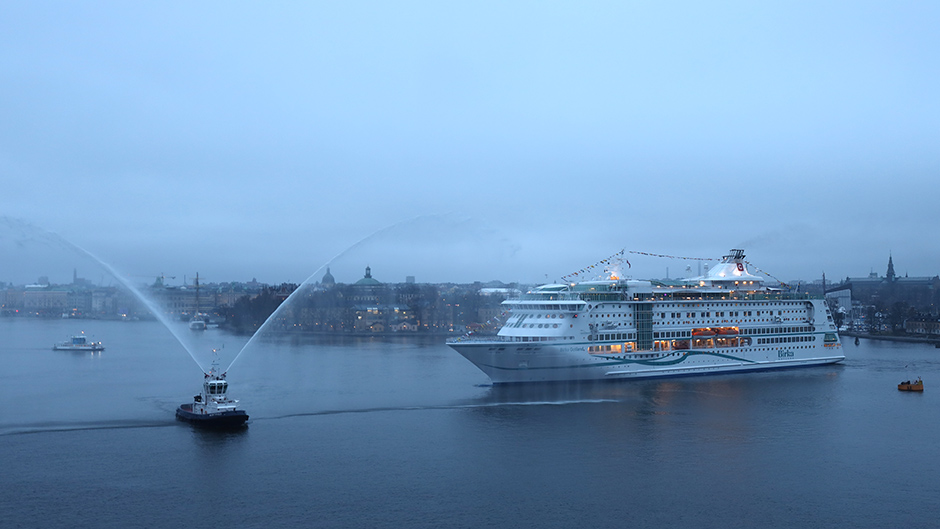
[{"xmin": 898, "ymin": 378, "xmax": 924, "ymax": 391}]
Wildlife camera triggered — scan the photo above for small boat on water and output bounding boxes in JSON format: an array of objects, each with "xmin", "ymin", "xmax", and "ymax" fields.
[
  {"xmin": 188, "ymin": 272, "xmax": 207, "ymax": 331},
  {"xmin": 53, "ymin": 332, "xmax": 104, "ymax": 352},
  {"xmin": 898, "ymin": 378, "xmax": 924, "ymax": 392},
  {"xmin": 176, "ymin": 361, "xmax": 248, "ymax": 428}
]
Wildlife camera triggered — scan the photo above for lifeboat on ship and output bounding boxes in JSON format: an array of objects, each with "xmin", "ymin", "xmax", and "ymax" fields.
[
  {"xmin": 692, "ymin": 328, "xmax": 716, "ymax": 337},
  {"xmin": 716, "ymin": 327, "xmax": 739, "ymax": 335}
]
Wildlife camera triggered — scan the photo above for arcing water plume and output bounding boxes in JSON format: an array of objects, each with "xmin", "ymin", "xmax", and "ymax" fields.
[
  {"xmin": 225, "ymin": 213, "xmax": 512, "ymax": 372},
  {"xmin": 0, "ymin": 216, "xmax": 209, "ymax": 372},
  {"xmin": 225, "ymin": 215, "xmax": 434, "ymax": 372}
]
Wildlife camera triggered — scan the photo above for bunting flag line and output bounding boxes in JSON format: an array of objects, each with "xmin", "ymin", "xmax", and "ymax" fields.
[
  {"xmin": 627, "ymin": 250, "xmax": 713, "ymax": 261},
  {"xmin": 743, "ymin": 260, "xmax": 790, "ymax": 289},
  {"xmin": 558, "ymin": 249, "xmax": 791, "ymax": 287},
  {"xmin": 561, "ymin": 249, "xmax": 629, "ymax": 282},
  {"xmin": 626, "ymin": 251, "xmax": 791, "ymax": 288},
  {"xmin": 562, "ymin": 249, "xmax": 718, "ymax": 282}
]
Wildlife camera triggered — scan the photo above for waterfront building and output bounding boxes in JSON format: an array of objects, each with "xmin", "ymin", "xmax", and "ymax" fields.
[
  {"xmin": 905, "ymin": 317, "xmax": 940, "ymax": 335},
  {"xmin": 23, "ymin": 286, "xmax": 69, "ymax": 315},
  {"xmin": 826, "ymin": 254, "xmax": 940, "ymax": 331}
]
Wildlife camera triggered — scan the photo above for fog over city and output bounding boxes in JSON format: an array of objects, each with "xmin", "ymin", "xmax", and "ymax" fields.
[{"xmin": 2, "ymin": 2, "xmax": 938, "ymax": 287}]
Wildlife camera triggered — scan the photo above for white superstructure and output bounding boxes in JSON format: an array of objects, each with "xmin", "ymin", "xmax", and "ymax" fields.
[
  {"xmin": 53, "ymin": 332, "xmax": 104, "ymax": 352},
  {"xmin": 448, "ymin": 249, "xmax": 844, "ymax": 383},
  {"xmin": 176, "ymin": 358, "xmax": 249, "ymax": 427}
]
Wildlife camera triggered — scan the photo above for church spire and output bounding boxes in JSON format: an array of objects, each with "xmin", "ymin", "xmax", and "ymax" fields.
[{"xmin": 886, "ymin": 253, "xmax": 896, "ymax": 282}]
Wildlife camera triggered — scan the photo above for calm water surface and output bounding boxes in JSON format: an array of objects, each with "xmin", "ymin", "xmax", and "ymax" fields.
[{"xmin": 2, "ymin": 318, "xmax": 938, "ymax": 528}]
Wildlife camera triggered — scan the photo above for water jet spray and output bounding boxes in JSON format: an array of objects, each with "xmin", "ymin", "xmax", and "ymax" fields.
[{"xmin": 1, "ymin": 217, "xmax": 209, "ymax": 371}]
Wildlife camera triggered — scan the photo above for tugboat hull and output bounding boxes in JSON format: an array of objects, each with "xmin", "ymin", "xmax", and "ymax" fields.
[{"xmin": 176, "ymin": 404, "xmax": 248, "ymax": 428}]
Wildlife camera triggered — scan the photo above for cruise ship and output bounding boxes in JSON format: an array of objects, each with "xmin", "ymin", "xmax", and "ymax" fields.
[{"xmin": 448, "ymin": 249, "xmax": 844, "ymax": 383}]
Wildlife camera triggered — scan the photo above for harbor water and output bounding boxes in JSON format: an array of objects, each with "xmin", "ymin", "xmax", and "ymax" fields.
[{"xmin": 2, "ymin": 318, "xmax": 938, "ymax": 528}]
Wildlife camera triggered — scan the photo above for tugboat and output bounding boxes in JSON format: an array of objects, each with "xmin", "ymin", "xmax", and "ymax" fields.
[
  {"xmin": 898, "ymin": 377, "xmax": 924, "ymax": 392},
  {"xmin": 176, "ymin": 360, "xmax": 248, "ymax": 428},
  {"xmin": 53, "ymin": 332, "xmax": 104, "ymax": 351}
]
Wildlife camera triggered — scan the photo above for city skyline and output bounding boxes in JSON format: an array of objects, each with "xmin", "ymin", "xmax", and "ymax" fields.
[{"xmin": 4, "ymin": 247, "xmax": 925, "ymax": 290}]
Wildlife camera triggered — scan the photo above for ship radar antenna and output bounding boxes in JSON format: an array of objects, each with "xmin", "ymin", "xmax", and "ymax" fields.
[{"xmin": 204, "ymin": 346, "xmax": 226, "ymax": 378}]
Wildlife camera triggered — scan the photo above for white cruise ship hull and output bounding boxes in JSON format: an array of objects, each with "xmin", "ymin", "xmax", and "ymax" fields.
[
  {"xmin": 449, "ymin": 340, "xmax": 844, "ymax": 384},
  {"xmin": 449, "ymin": 250, "xmax": 846, "ymax": 384}
]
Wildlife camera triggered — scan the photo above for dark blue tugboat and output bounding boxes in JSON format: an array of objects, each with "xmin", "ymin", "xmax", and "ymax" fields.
[{"xmin": 176, "ymin": 361, "xmax": 248, "ymax": 428}]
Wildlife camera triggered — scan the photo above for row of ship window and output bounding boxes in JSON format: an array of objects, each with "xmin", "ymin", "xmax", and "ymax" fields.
[
  {"xmin": 747, "ymin": 326, "xmax": 814, "ymax": 334},
  {"xmin": 597, "ymin": 333, "xmax": 638, "ymax": 341},
  {"xmin": 597, "ymin": 327, "xmax": 817, "ymax": 342},
  {"xmin": 646, "ymin": 302, "xmax": 802, "ymax": 308},
  {"xmin": 518, "ymin": 323, "xmax": 563, "ymax": 329},
  {"xmin": 512, "ymin": 304, "xmax": 580, "ymax": 311},
  {"xmin": 660, "ymin": 310, "xmax": 796, "ymax": 318},
  {"xmin": 588, "ymin": 337, "xmax": 752, "ymax": 352},
  {"xmin": 756, "ymin": 336, "xmax": 815, "ymax": 344},
  {"xmin": 511, "ymin": 304, "xmax": 805, "ymax": 316},
  {"xmin": 580, "ymin": 310, "xmax": 804, "ymax": 320}
]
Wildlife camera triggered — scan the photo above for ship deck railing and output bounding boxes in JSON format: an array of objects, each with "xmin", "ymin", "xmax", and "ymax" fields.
[
  {"xmin": 514, "ymin": 292, "xmax": 584, "ymax": 301},
  {"xmin": 510, "ymin": 291, "xmax": 819, "ymax": 302},
  {"xmin": 447, "ymin": 335, "xmax": 521, "ymax": 344}
]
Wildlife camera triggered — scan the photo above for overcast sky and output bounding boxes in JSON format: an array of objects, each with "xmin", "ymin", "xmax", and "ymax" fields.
[{"xmin": 2, "ymin": 2, "xmax": 938, "ymax": 287}]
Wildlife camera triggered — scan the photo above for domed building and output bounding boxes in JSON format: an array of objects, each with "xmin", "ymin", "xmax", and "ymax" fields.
[
  {"xmin": 349, "ymin": 266, "xmax": 416, "ymax": 333},
  {"xmin": 352, "ymin": 266, "xmax": 383, "ymax": 304},
  {"xmin": 355, "ymin": 266, "xmax": 380, "ymax": 286},
  {"xmin": 321, "ymin": 267, "xmax": 335, "ymax": 288}
]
